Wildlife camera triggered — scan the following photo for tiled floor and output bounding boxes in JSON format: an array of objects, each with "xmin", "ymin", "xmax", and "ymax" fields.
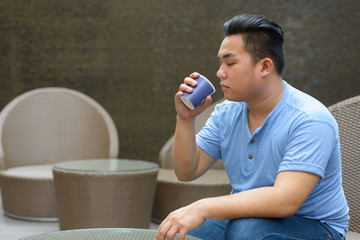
[
  {"xmin": 0, "ymin": 207, "xmax": 58, "ymax": 239},
  {"xmin": 0, "ymin": 192, "xmax": 159, "ymax": 239}
]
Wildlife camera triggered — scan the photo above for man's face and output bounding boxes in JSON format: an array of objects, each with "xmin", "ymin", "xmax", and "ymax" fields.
[{"xmin": 217, "ymin": 35, "xmax": 261, "ymax": 102}]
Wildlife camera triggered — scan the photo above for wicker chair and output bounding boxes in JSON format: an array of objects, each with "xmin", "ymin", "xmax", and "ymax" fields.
[
  {"xmin": 328, "ymin": 95, "xmax": 360, "ymax": 239},
  {"xmin": 152, "ymin": 99, "xmax": 232, "ymax": 222},
  {"xmin": 0, "ymin": 87, "xmax": 119, "ymax": 221}
]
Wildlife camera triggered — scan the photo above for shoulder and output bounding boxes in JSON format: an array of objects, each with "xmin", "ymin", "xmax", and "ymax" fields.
[
  {"xmin": 283, "ymin": 82, "xmax": 338, "ymax": 135},
  {"xmin": 285, "ymin": 83, "xmax": 335, "ymax": 124}
]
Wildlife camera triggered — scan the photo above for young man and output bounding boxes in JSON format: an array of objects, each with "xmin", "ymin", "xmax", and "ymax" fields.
[{"xmin": 156, "ymin": 14, "xmax": 349, "ymax": 240}]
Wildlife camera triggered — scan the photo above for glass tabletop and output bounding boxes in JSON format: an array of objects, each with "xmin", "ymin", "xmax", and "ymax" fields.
[
  {"xmin": 20, "ymin": 228, "xmax": 202, "ymax": 240},
  {"xmin": 53, "ymin": 159, "xmax": 158, "ymax": 173}
]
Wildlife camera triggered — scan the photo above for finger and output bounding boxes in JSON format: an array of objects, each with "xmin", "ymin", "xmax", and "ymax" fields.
[
  {"xmin": 175, "ymin": 91, "xmax": 184, "ymax": 101},
  {"xmin": 157, "ymin": 221, "xmax": 179, "ymax": 240},
  {"xmin": 179, "ymin": 83, "xmax": 194, "ymax": 93},
  {"xmin": 189, "ymin": 72, "xmax": 200, "ymax": 79},
  {"xmin": 203, "ymin": 95, "xmax": 213, "ymax": 106},
  {"xmin": 184, "ymin": 77, "xmax": 197, "ymax": 87},
  {"xmin": 177, "ymin": 230, "xmax": 188, "ymax": 240},
  {"xmin": 166, "ymin": 225, "xmax": 180, "ymax": 240},
  {"xmin": 156, "ymin": 218, "xmax": 170, "ymax": 240},
  {"xmin": 156, "ymin": 225, "xmax": 170, "ymax": 240},
  {"xmin": 195, "ymin": 96, "xmax": 213, "ymax": 113},
  {"xmin": 158, "ymin": 217, "xmax": 168, "ymax": 231}
]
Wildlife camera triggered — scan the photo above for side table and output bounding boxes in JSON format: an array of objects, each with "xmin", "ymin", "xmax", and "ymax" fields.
[
  {"xmin": 20, "ymin": 228, "xmax": 202, "ymax": 240},
  {"xmin": 52, "ymin": 159, "xmax": 158, "ymax": 230}
]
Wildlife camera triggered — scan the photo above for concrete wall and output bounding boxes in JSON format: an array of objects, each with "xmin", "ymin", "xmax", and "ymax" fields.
[{"xmin": 1, "ymin": 0, "xmax": 359, "ymax": 163}]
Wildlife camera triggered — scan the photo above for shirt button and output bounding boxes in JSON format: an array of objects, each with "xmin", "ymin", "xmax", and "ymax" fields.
[
  {"xmin": 250, "ymin": 139, "xmax": 255, "ymax": 144},
  {"xmin": 248, "ymin": 155, "xmax": 253, "ymax": 159}
]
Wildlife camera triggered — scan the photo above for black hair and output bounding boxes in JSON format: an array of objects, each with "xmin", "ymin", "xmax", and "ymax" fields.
[{"xmin": 223, "ymin": 14, "xmax": 285, "ymax": 75}]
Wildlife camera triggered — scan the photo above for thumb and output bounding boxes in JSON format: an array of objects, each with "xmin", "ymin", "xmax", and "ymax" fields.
[{"xmin": 195, "ymin": 96, "xmax": 213, "ymax": 113}]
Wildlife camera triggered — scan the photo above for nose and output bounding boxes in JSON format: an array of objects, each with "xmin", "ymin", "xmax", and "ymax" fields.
[{"xmin": 217, "ymin": 66, "xmax": 227, "ymax": 80}]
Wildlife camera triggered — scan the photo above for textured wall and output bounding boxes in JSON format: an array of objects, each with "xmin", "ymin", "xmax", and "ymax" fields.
[{"xmin": 0, "ymin": 0, "xmax": 359, "ymax": 162}]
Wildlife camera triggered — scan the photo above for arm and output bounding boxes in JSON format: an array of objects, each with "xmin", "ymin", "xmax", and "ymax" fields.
[
  {"xmin": 200, "ymin": 171, "xmax": 319, "ymax": 219},
  {"xmin": 172, "ymin": 72, "xmax": 216, "ymax": 181},
  {"xmin": 173, "ymin": 117, "xmax": 217, "ymax": 181},
  {"xmin": 156, "ymin": 170, "xmax": 320, "ymax": 240}
]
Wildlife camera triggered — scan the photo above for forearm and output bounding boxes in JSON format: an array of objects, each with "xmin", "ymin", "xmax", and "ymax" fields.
[
  {"xmin": 172, "ymin": 115, "xmax": 199, "ymax": 181},
  {"xmin": 198, "ymin": 186, "xmax": 297, "ymax": 221},
  {"xmin": 197, "ymin": 171, "xmax": 319, "ymax": 220}
]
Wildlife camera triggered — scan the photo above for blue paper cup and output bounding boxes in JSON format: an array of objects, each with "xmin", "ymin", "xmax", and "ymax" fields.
[{"xmin": 180, "ymin": 75, "xmax": 216, "ymax": 110}]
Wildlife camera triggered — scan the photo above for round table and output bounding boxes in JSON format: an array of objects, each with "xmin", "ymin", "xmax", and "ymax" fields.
[
  {"xmin": 53, "ymin": 159, "xmax": 158, "ymax": 230},
  {"xmin": 20, "ymin": 228, "xmax": 202, "ymax": 240}
]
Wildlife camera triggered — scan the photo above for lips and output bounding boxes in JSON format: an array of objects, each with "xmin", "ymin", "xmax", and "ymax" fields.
[{"xmin": 221, "ymin": 83, "xmax": 229, "ymax": 91}]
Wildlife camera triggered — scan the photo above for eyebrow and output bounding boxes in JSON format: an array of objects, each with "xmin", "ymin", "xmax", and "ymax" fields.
[{"xmin": 217, "ymin": 53, "xmax": 237, "ymax": 60}]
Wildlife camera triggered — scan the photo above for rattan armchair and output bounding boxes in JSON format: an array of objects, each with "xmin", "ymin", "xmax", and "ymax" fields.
[
  {"xmin": 152, "ymin": 99, "xmax": 232, "ymax": 222},
  {"xmin": 328, "ymin": 95, "xmax": 360, "ymax": 239},
  {"xmin": 0, "ymin": 87, "xmax": 119, "ymax": 221}
]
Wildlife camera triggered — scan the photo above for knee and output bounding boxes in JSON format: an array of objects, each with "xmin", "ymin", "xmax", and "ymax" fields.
[
  {"xmin": 226, "ymin": 218, "xmax": 273, "ymax": 240},
  {"xmin": 225, "ymin": 218, "xmax": 256, "ymax": 240}
]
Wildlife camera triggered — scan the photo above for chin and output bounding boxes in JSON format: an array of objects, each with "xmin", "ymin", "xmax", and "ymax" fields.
[
  {"xmin": 225, "ymin": 96, "xmax": 243, "ymax": 102},
  {"xmin": 223, "ymin": 93, "xmax": 238, "ymax": 102}
]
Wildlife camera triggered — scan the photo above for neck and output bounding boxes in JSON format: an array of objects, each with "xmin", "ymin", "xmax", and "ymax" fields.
[{"xmin": 247, "ymin": 77, "xmax": 285, "ymax": 120}]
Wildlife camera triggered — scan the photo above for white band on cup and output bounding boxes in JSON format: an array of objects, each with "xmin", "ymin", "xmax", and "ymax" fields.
[{"xmin": 180, "ymin": 96, "xmax": 195, "ymax": 110}]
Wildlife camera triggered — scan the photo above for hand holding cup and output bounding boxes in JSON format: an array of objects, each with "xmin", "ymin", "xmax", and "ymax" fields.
[{"xmin": 180, "ymin": 74, "xmax": 216, "ymax": 110}]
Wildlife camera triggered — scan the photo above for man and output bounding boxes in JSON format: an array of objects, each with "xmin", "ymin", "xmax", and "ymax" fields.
[{"xmin": 155, "ymin": 14, "xmax": 348, "ymax": 240}]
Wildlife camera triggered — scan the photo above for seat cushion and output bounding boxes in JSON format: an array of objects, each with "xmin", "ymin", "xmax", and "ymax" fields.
[
  {"xmin": 346, "ymin": 231, "xmax": 360, "ymax": 240},
  {"xmin": 153, "ymin": 168, "xmax": 232, "ymax": 222},
  {"xmin": 0, "ymin": 164, "xmax": 57, "ymax": 219},
  {"xmin": 0, "ymin": 164, "xmax": 54, "ymax": 179}
]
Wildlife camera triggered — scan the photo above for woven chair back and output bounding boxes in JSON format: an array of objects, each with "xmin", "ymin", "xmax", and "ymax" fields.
[{"xmin": 328, "ymin": 95, "xmax": 360, "ymax": 233}]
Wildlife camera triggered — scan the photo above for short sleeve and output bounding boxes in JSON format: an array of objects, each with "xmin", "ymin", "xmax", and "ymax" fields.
[
  {"xmin": 279, "ymin": 120, "xmax": 337, "ymax": 178},
  {"xmin": 196, "ymin": 105, "xmax": 222, "ymax": 160}
]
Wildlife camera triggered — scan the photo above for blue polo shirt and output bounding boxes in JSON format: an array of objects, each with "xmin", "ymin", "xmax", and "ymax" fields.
[{"xmin": 196, "ymin": 81, "xmax": 349, "ymax": 236}]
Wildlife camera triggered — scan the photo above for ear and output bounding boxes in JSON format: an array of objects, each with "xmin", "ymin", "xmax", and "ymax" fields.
[{"xmin": 259, "ymin": 58, "xmax": 273, "ymax": 77}]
